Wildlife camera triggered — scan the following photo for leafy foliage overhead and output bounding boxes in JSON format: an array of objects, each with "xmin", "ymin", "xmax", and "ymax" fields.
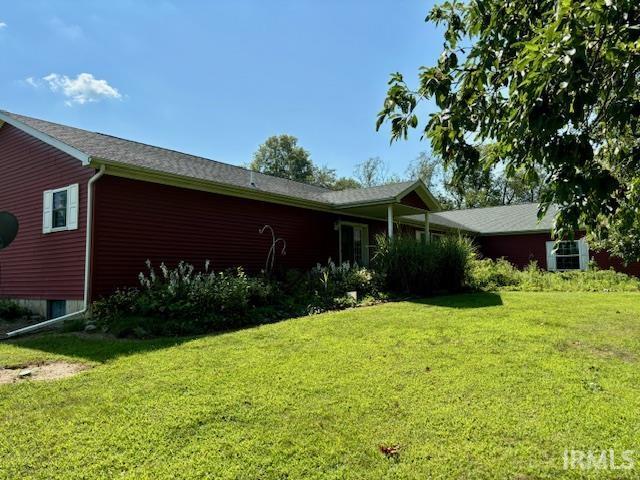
[{"xmin": 377, "ymin": 0, "xmax": 640, "ymax": 260}]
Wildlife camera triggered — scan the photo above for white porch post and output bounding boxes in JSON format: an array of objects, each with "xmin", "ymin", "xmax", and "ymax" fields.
[
  {"xmin": 387, "ymin": 204, "xmax": 394, "ymax": 239},
  {"xmin": 424, "ymin": 212, "xmax": 430, "ymax": 243}
]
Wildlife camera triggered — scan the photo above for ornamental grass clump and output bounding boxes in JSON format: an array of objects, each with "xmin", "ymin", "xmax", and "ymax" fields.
[{"xmin": 373, "ymin": 234, "xmax": 474, "ymax": 296}]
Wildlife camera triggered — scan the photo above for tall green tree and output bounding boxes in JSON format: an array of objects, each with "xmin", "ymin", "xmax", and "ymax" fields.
[
  {"xmin": 250, "ymin": 135, "xmax": 314, "ymax": 183},
  {"xmin": 354, "ymin": 156, "xmax": 388, "ymax": 187},
  {"xmin": 496, "ymin": 166, "xmax": 545, "ymax": 205},
  {"xmin": 331, "ymin": 177, "xmax": 362, "ymax": 190},
  {"xmin": 405, "ymin": 152, "xmax": 441, "ymax": 189},
  {"xmin": 408, "ymin": 148, "xmax": 544, "ymax": 209},
  {"xmin": 377, "ymin": 0, "xmax": 640, "ymax": 260},
  {"xmin": 311, "ymin": 165, "xmax": 338, "ymax": 188},
  {"xmin": 250, "ymin": 135, "xmax": 361, "ymax": 190}
]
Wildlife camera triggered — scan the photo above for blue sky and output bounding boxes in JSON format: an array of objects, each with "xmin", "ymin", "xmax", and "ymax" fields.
[{"xmin": 0, "ymin": 0, "xmax": 441, "ymax": 179}]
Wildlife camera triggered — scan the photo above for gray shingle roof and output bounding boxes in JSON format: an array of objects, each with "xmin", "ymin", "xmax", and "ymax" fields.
[
  {"xmin": 321, "ymin": 181, "xmax": 416, "ymax": 205},
  {"xmin": 2, "ymin": 110, "xmax": 435, "ymax": 210},
  {"xmin": 1, "ymin": 110, "xmax": 439, "ymax": 210},
  {"xmin": 1, "ymin": 110, "xmax": 333, "ymax": 203},
  {"xmin": 413, "ymin": 203, "xmax": 558, "ymax": 234}
]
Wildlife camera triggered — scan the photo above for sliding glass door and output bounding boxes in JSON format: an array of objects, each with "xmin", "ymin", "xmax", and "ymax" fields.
[{"xmin": 339, "ymin": 223, "xmax": 368, "ymax": 266}]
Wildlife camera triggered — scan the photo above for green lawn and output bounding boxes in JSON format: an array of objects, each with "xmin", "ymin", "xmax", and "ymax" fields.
[{"xmin": 1, "ymin": 292, "xmax": 640, "ymax": 479}]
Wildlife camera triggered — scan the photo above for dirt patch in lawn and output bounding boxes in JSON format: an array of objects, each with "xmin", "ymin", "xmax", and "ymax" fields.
[
  {"xmin": 0, "ymin": 362, "xmax": 91, "ymax": 384},
  {"xmin": 558, "ymin": 340, "xmax": 636, "ymax": 362}
]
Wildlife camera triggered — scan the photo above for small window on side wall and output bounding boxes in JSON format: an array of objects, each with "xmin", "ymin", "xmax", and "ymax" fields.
[
  {"xmin": 546, "ymin": 239, "xmax": 589, "ymax": 271},
  {"xmin": 43, "ymin": 184, "xmax": 79, "ymax": 234}
]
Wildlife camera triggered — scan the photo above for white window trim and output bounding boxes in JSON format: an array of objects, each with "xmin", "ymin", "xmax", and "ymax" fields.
[
  {"xmin": 546, "ymin": 238, "xmax": 589, "ymax": 272},
  {"xmin": 50, "ymin": 186, "xmax": 71, "ymax": 233},
  {"xmin": 43, "ymin": 184, "xmax": 79, "ymax": 234},
  {"xmin": 338, "ymin": 221, "xmax": 369, "ymax": 266}
]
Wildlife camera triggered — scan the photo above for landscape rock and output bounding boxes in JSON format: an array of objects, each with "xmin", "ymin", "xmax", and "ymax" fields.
[{"xmin": 18, "ymin": 369, "xmax": 32, "ymax": 378}]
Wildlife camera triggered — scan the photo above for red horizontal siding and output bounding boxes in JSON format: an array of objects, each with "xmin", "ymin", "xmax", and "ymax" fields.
[
  {"xmin": 479, "ymin": 232, "xmax": 640, "ymax": 276},
  {"xmin": 91, "ymin": 176, "xmax": 388, "ymax": 298},
  {"xmin": 400, "ymin": 190, "xmax": 428, "ymax": 210},
  {"xmin": 478, "ymin": 233, "xmax": 552, "ymax": 269},
  {"xmin": 0, "ymin": 124, "xmax": 92, "ymax": 300},
  {"xmin": 591, "ymin": 250, "xmax": 640, "ymax": 277}
]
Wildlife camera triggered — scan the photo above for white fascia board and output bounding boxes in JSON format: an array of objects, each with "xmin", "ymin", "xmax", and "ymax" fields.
[
  {"xmin": 0, "ymin": 111, "xmax": 91, "ymax": 165},
  {"xmin": 332, "ymin": 198, "xmax": 396, "ymax": 209}
]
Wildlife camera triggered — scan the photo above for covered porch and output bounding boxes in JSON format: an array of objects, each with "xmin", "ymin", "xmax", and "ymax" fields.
[{"xmin": 328, "ymin": 180, "xmax": 441, "ymax": 265}]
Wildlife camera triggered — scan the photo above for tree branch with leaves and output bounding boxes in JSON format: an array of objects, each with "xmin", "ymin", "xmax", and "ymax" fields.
[{"xmin": 377, "ymin": 0, "xmax": 640, "ymax": 260}]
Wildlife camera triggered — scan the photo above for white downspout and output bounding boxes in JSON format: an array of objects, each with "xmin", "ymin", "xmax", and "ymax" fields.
[
  {"xmin": 82, "ymin": 164, "xmax": 106, "ymax": 310},
  {"xmin": 6, "ymin": 165, "xmax": 106, "ymax": 337}
]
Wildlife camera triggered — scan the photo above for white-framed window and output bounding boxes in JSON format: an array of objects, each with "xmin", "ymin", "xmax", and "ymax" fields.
[
  {"xmin": 546, "ymin": 239, "xmax": 589, "ymax": 271},
  {"xmin": 338, "ymin": 221, "xmax": 369, "ymax": 266},
  {"xmin": 43, "ymin": 184, "xmax": 79, "ymax": 234}
]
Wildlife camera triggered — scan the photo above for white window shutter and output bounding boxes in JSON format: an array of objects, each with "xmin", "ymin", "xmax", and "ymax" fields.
[
  {"xmin": 578, "ymin": 238, "xmax": 589, "ymax": 271},
  {"xmin": 66, "ymin": 184, "xmax": 79, "ymax": 230},
  {"xmin": 545, "ymin": 241, "xmax": 556, "ymax": 271},
  {"xmin": 43, "ymin": 190, "xmax": 53, "ymax": 234}
]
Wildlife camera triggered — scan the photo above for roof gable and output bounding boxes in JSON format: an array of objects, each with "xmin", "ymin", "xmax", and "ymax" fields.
[{"xmin": 0, "ymin": 111, "xmax": 90, "ymax": 164}]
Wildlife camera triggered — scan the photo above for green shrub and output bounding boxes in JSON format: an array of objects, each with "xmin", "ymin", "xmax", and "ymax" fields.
[
  {"xmin": 303, "ymin": 261, "xmax": 380, "ymax": 312},
  {"xmin": 0, "ymin": 300, "xmax": 31, "ymax": 321},
  {"xmin": 307, "ymin": 261, "xmax": 378, "ymax": 298},
  {"xmin": 93, "ymin": 259, "xmax": 386, "ymax": 337},
  {"xmin": 468, "ymin": 258, "xmax": 522, "ymax": 291},
  {"xmin": 469, "ymin": 258, "xmax": 640, "ymax": 292},
  {"xmin": 92, "ymin": 261, "xmax": 277, "ymax": 337},
  {"xmin": 373, "ymin": 234, "xmax": 474, "ymax": 296}
]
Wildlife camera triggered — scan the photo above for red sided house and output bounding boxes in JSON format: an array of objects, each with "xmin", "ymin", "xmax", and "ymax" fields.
[
  {"xmin": 0, "ymin": 110, "xmax": 440, "ymax": 324},
  {"xmin": 0, "ymin": 111, "xmax": 637, "ymax": 330},
  {"xmin": 411, "ymin": 204, "xmax": 640, "ymax": 276}
]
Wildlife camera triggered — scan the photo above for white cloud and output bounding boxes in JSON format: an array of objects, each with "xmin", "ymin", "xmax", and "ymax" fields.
[
  {"xmin": 0, "ymin": 21, "xmax": 7, "ymax": 29},
  {"xmin": 25, "ymin": 77, "xmax": 38, "ymax": 88},
  {"xmin": 49, "ymin": 17, "xmax": 83, "ymax": 40},
  {"xmin": 40, "ymin": 73, "xmax": 122, "ymax": 106}
]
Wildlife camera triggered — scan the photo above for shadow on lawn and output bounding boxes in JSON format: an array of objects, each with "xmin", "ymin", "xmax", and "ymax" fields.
[
  {"xmin": 5, "ymin": 333, "xmax": 196, "ymax": 364},
  {"xmin": 6, "ymin": 293, "xmax": 504, "ymax": 363},
  {"xmin": 4, "ymin": 319, "xmax": 278, "ymax": 364},
  {"xmin": 415, "ymin": 292, "xmax": 504, "ymax": 309}
]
